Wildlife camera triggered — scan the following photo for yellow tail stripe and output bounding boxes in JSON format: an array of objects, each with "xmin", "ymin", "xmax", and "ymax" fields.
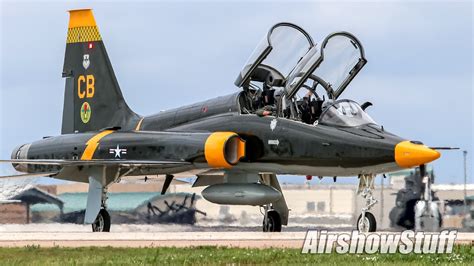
[
  {"xmin": 66, "ymin": 26, "xmax": 102, "ymax": 43},
  {"xmin": 66, "ymin": 9, "xmax": 102, "ymax": 43},
  {"xmin": 81, "ymin": 130, "xmax": 114, "ymax": 160},
  {"xmin": 135, "ymin": 118, "xmax": 144, "ymax": 131}
]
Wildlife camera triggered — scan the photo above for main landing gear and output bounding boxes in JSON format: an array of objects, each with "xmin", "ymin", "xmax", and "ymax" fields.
[
  {"xmin": 357, "ymin": 174, "xmax": 377, "ymax": 232},
  {"xmin": 92, "ymin": 209, "xmax": 111, "ymax": 232},
  {"xmin": 262, "ymin": 205, "xmax": 282, "ymax": 232},
  {"xmin": 92, "ymin": 186, "xmax": 111, "ymax": 232},
  {"xmin": 259, "ymin": 173, "xmax": 287, "ymax": 232}
]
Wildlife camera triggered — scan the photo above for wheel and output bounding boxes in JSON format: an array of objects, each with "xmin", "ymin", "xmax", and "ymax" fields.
[
  {"xmin": 357, "ymin": 212, "xmax": 376, "ymax": 232},
  {"xmin": 92, "ymin": 209, "xmax": 111, "ymax": 232},
  {"xmin": 263, "ymin": 210, "xmax": 282, "ymax": 232}
]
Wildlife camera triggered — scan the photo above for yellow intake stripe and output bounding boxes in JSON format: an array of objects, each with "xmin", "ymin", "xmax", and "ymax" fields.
[
  {"xmin": 81, "ymin": 130, "xmax": 114, "ymax": 160},
  {"xmin": 204, "ymin": 132, "xmax": 245, "ymax": 168},
  {"xmin": 135, "ymin": 118, "xmax": 144, "ymax": 131}
]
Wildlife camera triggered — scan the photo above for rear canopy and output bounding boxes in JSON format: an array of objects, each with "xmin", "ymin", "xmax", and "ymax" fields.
[{"xmin": 285, "ymin": 32, "xmax": 367, "ymax": 100}]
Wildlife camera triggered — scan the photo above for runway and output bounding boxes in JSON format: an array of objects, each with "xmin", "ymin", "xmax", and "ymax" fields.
[
  {"xmin": 0, "ymin": 232, "xmax": 308, "ymax": 248},
  {"xmin": 0, "ymin": 224, "xmax": 473, "ymax": 248},
  {"xmin": 0, "ymin": 224, "xmax": 308, "ymax": 248}
]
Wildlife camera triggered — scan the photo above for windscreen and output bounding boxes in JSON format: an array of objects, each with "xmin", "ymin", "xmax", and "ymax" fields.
[{"xmin": 319, "ymin": 100, "xmax": 376, "ymax": 127}]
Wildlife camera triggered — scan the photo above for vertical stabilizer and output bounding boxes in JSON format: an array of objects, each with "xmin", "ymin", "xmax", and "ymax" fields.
[{"xmin": 61, "ymin": 9, "xmax": 139, "ymax": 134}]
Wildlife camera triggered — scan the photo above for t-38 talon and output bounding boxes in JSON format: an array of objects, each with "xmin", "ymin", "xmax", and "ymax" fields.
[{"xmin": 1, "ymin": 9, "xmax": 450, "ymax": 232}]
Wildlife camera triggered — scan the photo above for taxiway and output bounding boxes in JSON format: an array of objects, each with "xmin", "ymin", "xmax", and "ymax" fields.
[{"xmin": 0, "ymin": 224, "xmax": 472, "ymax": 248}]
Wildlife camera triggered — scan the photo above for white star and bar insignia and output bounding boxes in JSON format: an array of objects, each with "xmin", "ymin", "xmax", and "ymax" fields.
[{"xmin": 109, "ymin": 144, "xmax": 127, "ymax": 158}]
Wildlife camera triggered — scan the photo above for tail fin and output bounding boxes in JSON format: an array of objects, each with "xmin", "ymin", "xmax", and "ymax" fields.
[{"xmin": 61, "ymin": 9, "xmax": 140, "ymax": 134}]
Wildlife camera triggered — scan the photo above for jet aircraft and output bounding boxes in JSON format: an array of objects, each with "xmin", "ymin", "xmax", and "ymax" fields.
[{"xmin": 1, "ymin": 9, "xmax": 445, "ymax": 232}]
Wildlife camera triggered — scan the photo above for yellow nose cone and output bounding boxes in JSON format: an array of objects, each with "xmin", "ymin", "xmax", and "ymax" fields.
[{"xmin": 395, "ymin": 141, "xmax": 441, "ymax": 168}]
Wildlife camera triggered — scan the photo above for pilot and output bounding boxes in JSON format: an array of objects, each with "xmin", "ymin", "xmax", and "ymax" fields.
[
  {"xmin": 300, "ymin": 91, "xmax": 313, "ymax": 124},
  {"xmin": 245, "ymin": 87, "xmax": 262, "ymax": 112},
  {"xmin": 255, "ymin": 105, "xmax": 275, "ymax": 117},
  {"xmin": 309, "ymin": 95, "xmax": 325, "ymax": 123},
  {"xmin": 255, "ymin": 89, "xmax": 283, "ymax": 117},
  {"xmin": 261, "ymin": 88, "xmax": 275, "ymax": 106},
  {"xmin": 254, "ymin": 88, "xmax": 275, "ymax": 116},
  {"xmin": 250, "ymin": 87, "xmax": 263, "ymax": 110}
]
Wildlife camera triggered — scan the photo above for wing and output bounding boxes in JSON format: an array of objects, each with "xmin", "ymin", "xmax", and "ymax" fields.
[
  {"xmin": 119, "ymin": 175, "xmax": 190, "ymax": 185},
  {"xmin": 0, "ymin": 159, "xmax": 190, "ymax": 167},
  {"xmin": 0, "ymin": 159, "xmax": 191, "ymax": 179}
]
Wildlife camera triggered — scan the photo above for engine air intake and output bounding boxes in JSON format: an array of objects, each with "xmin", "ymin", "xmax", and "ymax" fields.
[{"xmin": 204, "ymin": 132, "xmax": 245, "ymax": 168}]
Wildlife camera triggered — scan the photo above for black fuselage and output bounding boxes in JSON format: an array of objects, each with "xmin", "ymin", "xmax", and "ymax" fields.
[{"xmin": 13, "ymin": 92, "xmax": 405, "ymax": 181}]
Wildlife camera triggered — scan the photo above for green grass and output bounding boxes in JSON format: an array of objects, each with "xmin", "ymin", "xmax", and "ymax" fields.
[{"xmin": 0, "ymin": 245, "xmax": 472, "ymax": 265}]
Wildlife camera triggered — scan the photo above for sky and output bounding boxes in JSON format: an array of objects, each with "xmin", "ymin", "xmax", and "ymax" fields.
[{"xmin": 0, "ymin": 0, "xmax": 472, "ymax": 185}]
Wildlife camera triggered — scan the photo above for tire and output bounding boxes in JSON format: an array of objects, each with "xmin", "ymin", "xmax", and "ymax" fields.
[
  {"xmin": 357, "ymin": 212, "xmax": 376, "ymax": 232},
  {"xmin": 263, "ymin": 210, "xmax": 282, "ymax": 232},
  {"xmin": 92, "ymin": 209, "xmax": 111, "ymax": 232}
]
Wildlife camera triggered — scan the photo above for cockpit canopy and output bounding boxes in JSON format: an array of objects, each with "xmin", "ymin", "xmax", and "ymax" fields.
[
  {"xmin": 235, "ymin": 22, "xmax": 369, "ymax": 127},
  {"xmin": 285, "ymin": 32, "xmax": 366, "ymax": 100},
  {"xmin": 235, "ymin": 23, "xmax": 315, "ymax": 88}
]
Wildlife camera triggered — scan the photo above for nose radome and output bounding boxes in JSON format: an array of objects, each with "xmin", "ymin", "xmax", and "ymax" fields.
[{"xmin": 395, "ymin": 141, "xmax": 441, "ymax": 168}]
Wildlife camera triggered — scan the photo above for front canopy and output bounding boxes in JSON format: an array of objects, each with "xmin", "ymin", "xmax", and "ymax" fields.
[{"xmin": 234, "ymin": 23, "xmax": 315, "ymax": 88}]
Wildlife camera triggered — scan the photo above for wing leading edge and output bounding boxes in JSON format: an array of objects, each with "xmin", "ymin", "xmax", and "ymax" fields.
[
  {"xmin": 0, "ymin": 159, "xmax": 190, "ymax": 179},
  {"xmin": 0, "ymin": 159, "xmax": 190, "ymax": 166}
]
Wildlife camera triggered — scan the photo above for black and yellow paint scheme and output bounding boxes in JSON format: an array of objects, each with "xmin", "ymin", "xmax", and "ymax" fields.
[{"xmin": 1, "ymin": 9, "xmax": 443, "ymax": 233}]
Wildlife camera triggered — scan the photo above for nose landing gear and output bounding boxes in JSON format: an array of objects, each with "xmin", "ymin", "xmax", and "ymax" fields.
[
  {"xmin": 357, "ymin": 174, "xmax": 377, "ymax": 232},
  {"xmin": 357, "ymin": 211, "xmax": 376, "ymax": 233}
]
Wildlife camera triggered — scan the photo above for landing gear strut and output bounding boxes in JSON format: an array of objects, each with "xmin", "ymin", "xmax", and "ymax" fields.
[
  {"xmin": 262, "ymin": 205, "xmax": 282, "ymax": 232},
  {"xmin": 259, "ymin": 173, "xmax": 287, "ymax": 232},
  {"xmin": 92, "ymin": 186, "xmax": 111, "ymax": 232},
  {"xmin": 415, "ymin": 166, "xmax": 441, "ymax": 231},
  {"xmin": 357, "ymin": 174, "xmax": 377, "ymax": 232}
]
